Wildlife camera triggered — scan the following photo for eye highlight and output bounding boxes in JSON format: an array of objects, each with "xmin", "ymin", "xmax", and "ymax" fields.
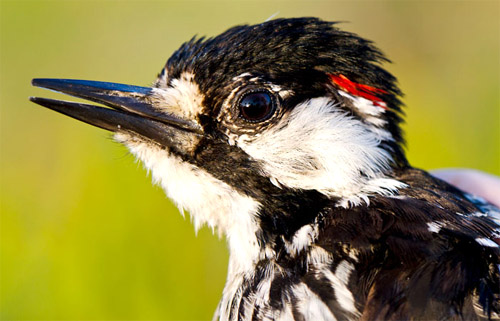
[{"xmin": 237, "ymin": 90, "xmax": 277, "ymax": 123}]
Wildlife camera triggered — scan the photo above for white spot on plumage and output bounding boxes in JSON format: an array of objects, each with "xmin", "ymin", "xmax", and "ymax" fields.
[
  {"xmin": 232, "ymin": 72, "xmax": 294, "ymax": 101},
  {"xmin": 306, "ymin": 246, "xmax": 333, "ymax": 266},
  {"xmin": 232, "ymin": 72, "xmax": 252, "ymax": 80},
  {"xmin": 277, "ymin": 89, "xmax": 294, "ymax": 99},
  {"xmin": 287, "ymin": 224, "xmax": 319, "ymax": 255},
  {"xmin": 388, "ymin": 195, "xmax": 410, "ymax": 200},
  {"xmin": 427, "ymin": 221, "xmax": 443, "ymax": 233},
  {"xmin": 475, "ymin": 237, "xmax": 499, "ymax": 248},
  {"xmin": 338, "ymin": 90, "xmax": 386, "ymax": 117},
  {"xmin": 323, "ymin": 260, "xmax": 359, "ymax": 316},
  {"xmin": 337, "ymin": 90, "xmax": 393, "ymax": 140},
  {"xmin": 292, "ymin": 282, "xmax": 337, "ymax": 321},
  {"xmin": 472, "ymin": 212, "xmax": 488, "ymax": 218}
]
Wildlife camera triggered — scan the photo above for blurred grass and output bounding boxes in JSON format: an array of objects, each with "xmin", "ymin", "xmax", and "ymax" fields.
[{"xmin": 0, "ymin": 1, "xmax": 498, "ymax": 320}]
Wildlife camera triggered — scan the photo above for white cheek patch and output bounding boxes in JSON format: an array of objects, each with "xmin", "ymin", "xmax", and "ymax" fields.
[
  {"xmin": 150, "ymin": 71, "xmax": 204, "ymax": 119},
  {"xmin": 237, "ymin": 97, "xmax": 406, "ymax": 206}
]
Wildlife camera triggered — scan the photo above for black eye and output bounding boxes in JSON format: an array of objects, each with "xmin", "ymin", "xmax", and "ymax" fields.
[{"xmin": 238, "ymin": 90, "xmax": 276, "ymax": 122}]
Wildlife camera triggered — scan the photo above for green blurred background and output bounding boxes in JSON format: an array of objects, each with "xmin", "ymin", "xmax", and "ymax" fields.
[{"xmin": 1, "ymin": 1, "xmax": 499, "ymax": 320}]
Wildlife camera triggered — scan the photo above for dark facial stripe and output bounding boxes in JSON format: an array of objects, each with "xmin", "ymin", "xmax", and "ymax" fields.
[{"xmin": 186, "ymin": 135, "xmax": 333, "ymax": 241}]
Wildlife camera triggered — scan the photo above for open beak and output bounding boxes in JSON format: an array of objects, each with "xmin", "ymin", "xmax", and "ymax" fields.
[{"xmin": 30, "ymin": 79, "xmax": 203, "ymax": 148}]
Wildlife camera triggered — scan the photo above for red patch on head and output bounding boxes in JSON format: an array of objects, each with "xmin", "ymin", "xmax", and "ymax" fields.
[{"xmin": 329, "ymin": 74, "xmax": 388, "ymax": 109}]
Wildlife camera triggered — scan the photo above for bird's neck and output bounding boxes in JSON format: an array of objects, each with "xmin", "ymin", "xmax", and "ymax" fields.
[
  {"xmin": 225, "ymin": 189, "xmax": 331, "ymax": 277},
  {"xmin": 219, "ymin": 193, "xmax": 359, "ymax": 321}
]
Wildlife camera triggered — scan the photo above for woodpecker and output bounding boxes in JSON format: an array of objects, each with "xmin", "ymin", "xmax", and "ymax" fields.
[{"xmin": 31, "ymin": 18, "xmax": 499, "ymax": 321}]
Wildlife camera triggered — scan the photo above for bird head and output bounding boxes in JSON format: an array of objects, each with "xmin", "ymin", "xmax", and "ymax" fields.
[{"xmin": 31, "ymin": 18, "xmax": 408, "ymax": 271}]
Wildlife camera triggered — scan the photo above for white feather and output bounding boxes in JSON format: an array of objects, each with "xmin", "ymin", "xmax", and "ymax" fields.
[
  {"xmin": 427, "ymin": 222, "xmax": 443, "ymax": 233},
  {"xmin": 292, "ymin": 283, "xmax": 337, "ymax": 321},
  {"xmin": 338, "ymin": 90, "xmax": 386, "ymax": 117},
  {"xmin": 285, "ymin": 223, "xmax": 319, "ymax": 256},
  {"xmin": 323, "ymin": 260, "xmax": 359, "ymax": 316},
  {"xmin": 475, "ymin": 237, "xmax": 499, "ymax": 248},
  {"xmin": 306, "ymin": 246, "xmax": 333, "ymax": 267},
  {"xmin": 151, "ymin": 72, "xmax": 205, "ymax": 118}
]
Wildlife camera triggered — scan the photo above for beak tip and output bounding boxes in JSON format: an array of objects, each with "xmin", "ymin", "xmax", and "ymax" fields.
[
  {"xmin": 32, "ymin": 78, "xmax": 52, "ymax": 88},
  {"xmin": 29, "ymin": 97, "xmax": 50, "ymax": 109}
]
